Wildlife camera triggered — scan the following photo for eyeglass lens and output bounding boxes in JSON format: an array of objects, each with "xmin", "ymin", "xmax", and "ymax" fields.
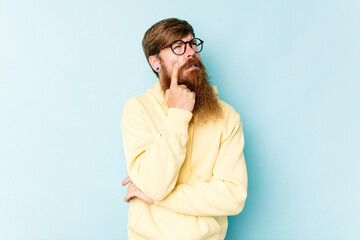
[{"xmin": 171, "ymin": 39, "xmax": 203, "ymax": 55}]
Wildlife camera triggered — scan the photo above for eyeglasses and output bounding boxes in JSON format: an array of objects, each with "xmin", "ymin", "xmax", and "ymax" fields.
[{"xmin": 154, "ymin": 38, "xmax": 204, "ymax": 55}]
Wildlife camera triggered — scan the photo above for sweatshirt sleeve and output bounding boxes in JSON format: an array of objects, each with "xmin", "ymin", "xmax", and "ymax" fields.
[
  {"xmin": 153, "ymin": 114, "xmax": 248, "ymax": 216},
  {"xmin": 121, "ymin": 98, "xmax": 193, "ymax": 201}
]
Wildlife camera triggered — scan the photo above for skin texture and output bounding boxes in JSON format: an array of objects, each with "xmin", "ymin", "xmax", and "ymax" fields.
[
  {"xmin": 164, "ymin": 62, "xmax": 196, "ymax": 112},
  {"xmin": 122, "ymin": 176, "xmax": 154, "ymax": 204}
]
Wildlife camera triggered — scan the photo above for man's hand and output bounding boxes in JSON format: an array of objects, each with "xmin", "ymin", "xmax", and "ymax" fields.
[
  {"xmin": 164, "ymin": 62, "xmax": 196, "ymax": 112},
  {"xmin": 122, "ymin": 176, "xmax": 155, "ymax": 204}
]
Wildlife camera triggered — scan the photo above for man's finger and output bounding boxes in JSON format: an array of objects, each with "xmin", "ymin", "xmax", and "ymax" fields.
[
  {"xmin": 124, "ymin": 192, "xmax": 134, "ymax": 202},
  {"xmin": 128, "ymin": 183, "xmax": 136, "ymax": 192},
  {"xmin": 170, "ymin": 62, "xmax": 179, "ymax": 89},
  {"xmin": 124, "ymin": 187, "xmax": 136, "ymax": 202},
  {"xmin": 122, "ymin": 176, "xmax": 132, "ymax": 186}
]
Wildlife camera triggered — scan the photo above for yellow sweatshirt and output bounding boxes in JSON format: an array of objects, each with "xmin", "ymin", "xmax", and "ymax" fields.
[{"xmin": 121, "ymin": 80, "xmax": 248, "ymax": 240}]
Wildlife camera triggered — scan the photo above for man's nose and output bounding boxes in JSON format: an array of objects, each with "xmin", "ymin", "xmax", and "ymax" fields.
[{"xmin": 185, "ymin": 43, "xmax": 196, "ymax": 57}]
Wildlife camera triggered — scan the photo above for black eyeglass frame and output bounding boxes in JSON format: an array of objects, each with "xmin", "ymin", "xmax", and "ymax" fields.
[{"xmin": 153, "ymin": 38, "xmax": 204, "ymax": 55}]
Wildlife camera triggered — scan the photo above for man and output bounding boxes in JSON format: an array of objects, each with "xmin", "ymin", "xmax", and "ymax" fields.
[{"xmin": 121, "ymin": 18, "xmax": 248, "ymax": 240}]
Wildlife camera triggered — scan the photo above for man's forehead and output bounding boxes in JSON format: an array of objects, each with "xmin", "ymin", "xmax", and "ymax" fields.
[
  {"xmin": 166, "ymin": 33, "xmax": 194, "ymax": 44},
  {"xmin": 179, "ymin": 33, "xmax": 194, "ymax": 41}
]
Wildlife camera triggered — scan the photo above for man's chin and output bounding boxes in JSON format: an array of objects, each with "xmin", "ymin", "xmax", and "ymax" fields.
[{"xmin": 180, "ymin": 70, "xmax": 201, "ymax": 82}]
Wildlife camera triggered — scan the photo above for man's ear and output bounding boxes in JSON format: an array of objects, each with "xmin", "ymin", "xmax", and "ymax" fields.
[{"xmin": 148, "ymin": 55, "xmax": 160, "ymax": 72}]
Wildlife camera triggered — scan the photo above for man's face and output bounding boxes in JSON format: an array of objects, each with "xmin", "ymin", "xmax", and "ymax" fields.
[
  {"xmin": 157, "ymin": 33, "xmax": 202, "ymax": 81},
  {"xmin": 155, "ymin": 33, "xmax": 223, "ymax": 125}
]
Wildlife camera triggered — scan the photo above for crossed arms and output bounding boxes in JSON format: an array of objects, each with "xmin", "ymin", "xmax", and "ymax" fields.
[{"xmin": 121, "ymin": 98, "xmax": 247, "ymax": 217}]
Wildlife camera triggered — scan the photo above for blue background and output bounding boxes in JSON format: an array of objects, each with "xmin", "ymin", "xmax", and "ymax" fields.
[{"xmin": 1, "ymin": 0, "xmax": 359, "ymax": 239}]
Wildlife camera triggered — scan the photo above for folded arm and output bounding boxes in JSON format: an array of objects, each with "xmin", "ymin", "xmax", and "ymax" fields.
[
  {"xmin": 154, "ymin": 114, "xmax": 248, "ymax": 216},
  {"xmin": 121, "ymin": 98, "xmax": 192, "ymax": 201}
]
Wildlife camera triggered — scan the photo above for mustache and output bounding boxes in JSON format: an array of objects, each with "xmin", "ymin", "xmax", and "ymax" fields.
[{"xmin": 178, "ymin": 58, "xmax": 203, "ymax": 74}]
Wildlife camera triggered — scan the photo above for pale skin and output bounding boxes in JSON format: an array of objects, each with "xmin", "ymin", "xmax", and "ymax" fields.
[
  {"xmin": 122, "ymin": 176, "xmax": 155, "ymax": 204},
  {"xmin": 122, "ymin": 34, "xmax": 201, "ymax": 204}
]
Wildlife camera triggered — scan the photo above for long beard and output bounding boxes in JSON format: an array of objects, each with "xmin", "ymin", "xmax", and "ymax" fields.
[{"xmin": 159, "ymin": 58, "xmax": 223, "ymax": 125}]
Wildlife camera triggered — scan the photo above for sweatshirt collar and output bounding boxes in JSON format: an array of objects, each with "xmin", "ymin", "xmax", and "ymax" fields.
[{"xmin": 147, "ymin": 80, "xmax": 167, "ymax": 107}]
